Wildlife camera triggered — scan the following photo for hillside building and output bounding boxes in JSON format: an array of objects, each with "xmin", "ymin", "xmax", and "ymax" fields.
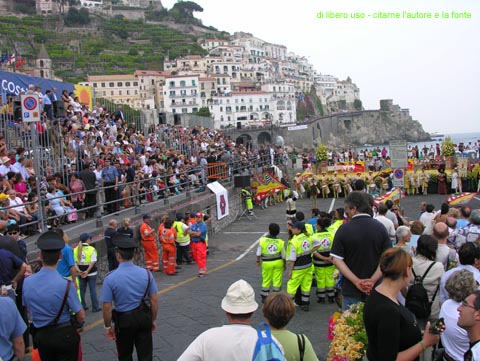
[
  {"xmin": 208, "ymin": 81, "xmax": 296, "ymax": 129},
  {"xmin": 35, "ymin": 0, "xmax": 68, "ymax": 15},
  {"xmin": 134, "ymin": 70, "xmax": 167, "ymax": 110},
  {"xmin": 163, "ymin": 74, "xmax": 201, "ymax": 115},
  {"xmin": 84, "ymin": 74, "xmax": 141, "ymax": 109}
]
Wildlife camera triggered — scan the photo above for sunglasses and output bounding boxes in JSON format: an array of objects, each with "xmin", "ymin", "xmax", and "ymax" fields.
[{"xmin": 7, "ymin": 231, "xmax": 19, "ymax": 235}]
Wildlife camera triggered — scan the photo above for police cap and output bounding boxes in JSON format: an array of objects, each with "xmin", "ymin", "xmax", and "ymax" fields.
[
  {"xmin": 112, "ymin": 234, "xmax": 138, "ymax": 249},
  {"xmin": 37, "ymin": 231, "xmax": 65, "ymax": 251},
  {"xmin": 291, "ymin": 221, "xmax": 305, "ymax": 231}
]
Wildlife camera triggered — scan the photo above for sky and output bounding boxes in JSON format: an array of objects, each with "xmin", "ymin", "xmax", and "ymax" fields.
[{"xmin": 162, "ymin": 0, "xmax": 480, "ymax": 134}]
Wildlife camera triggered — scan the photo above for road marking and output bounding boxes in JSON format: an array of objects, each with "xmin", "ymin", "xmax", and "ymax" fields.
[
  {"xmin": 328, "ymin": 198, "xmax": 336, "ymax": 213},
  {"xmin": 83, "ymin": 258, "xmax": 238, "ymax": 332},
  {"xmin": 475, "ymin": 196, "xmax": 480, "ymax": 202},
  {"xmin": 235, "ymin": 232, "xmax": 267, "ymax": 261}
]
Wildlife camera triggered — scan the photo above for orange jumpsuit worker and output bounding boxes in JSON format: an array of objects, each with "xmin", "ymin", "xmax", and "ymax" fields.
[
  {"xmin": 158, "ymin": 218, "xmax": 178, "ymax": 275},
  {"xmin": 140, "ymin": 214, "xmax": 159, "ymax": 272}
]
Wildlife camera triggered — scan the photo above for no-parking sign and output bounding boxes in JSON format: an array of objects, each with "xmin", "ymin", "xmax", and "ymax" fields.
[
  {"xmin": 393, "ymin": 168, "xmax": 405, "ymax": 187},
  {"xmin": 20, "ymin": 94, "xmax": 40, "ymax": 123}
]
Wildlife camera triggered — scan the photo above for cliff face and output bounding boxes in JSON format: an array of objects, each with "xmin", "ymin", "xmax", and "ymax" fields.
[{"xmin": 311, "ymin": 99, "xmax": 430, "ymax": 147}]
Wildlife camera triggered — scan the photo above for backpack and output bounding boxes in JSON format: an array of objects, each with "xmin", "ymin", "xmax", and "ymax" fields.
[
  {"xmin": 405, "ymin": 262, "xmax": 439, "ymax": 319},
  {"xmin": 252, "ymin": 322, "xmax": 286, "ymax": 361}
]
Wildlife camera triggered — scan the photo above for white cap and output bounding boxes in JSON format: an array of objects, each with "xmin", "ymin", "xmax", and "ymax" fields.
[{"xmin": 221, "ymin": 279, "xmax": 258, "ymax": 314}]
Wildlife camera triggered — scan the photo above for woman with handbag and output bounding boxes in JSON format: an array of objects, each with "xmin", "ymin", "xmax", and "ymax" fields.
[{"xmin": 70, "ymin": 173, "xmax": 86, "ymax": 218}]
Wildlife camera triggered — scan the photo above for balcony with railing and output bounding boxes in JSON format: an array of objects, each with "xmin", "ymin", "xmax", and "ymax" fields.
[
  {"xmin": 170, "ymin": 93, "xmax": 198, "ymax": 98},
  {"xmin": 171, "ymin": 101, "xmax": 199, "ymax": 107}
]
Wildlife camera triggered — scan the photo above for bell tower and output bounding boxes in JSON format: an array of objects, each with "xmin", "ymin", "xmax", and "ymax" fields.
[{"xmin": 34, "ymin": 43, "xmax": 53, "ymax": 79}]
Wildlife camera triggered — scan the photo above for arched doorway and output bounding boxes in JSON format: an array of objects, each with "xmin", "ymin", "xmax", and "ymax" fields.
[
  {"xmin": 236, "ymin": 134, "xmax": 253, "ymax": 145},
  {"xmin": 257, "ymin": 131, "xmax": 272, "ymax": 146}
]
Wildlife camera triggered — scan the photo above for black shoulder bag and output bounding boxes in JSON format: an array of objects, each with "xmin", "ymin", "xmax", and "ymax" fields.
[
  {"xmin": 30, "ymin": 280, "xmax": 71, "ymax": 339},
  {"xmin": 139, "ymin": 269, "xmax": 152, "ymax": 314},
  {"xmin": 297, "ymin": 333, "xmax": 305, "ymax": 361}
]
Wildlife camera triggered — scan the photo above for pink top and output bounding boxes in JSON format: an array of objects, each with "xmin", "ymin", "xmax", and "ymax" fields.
[
  {"xmin": 70, "ymin": 179, "xmax": 85, "ymax": 202},
  {"xmin": 14, "ymin": 182, "xmax": 27, "ymax": 195}
]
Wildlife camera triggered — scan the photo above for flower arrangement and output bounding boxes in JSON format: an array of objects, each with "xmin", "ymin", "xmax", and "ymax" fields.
[
  {"xmin": 328, "ymin": 302, "xmax": 368, "ymax": 361},
  {"xmin": 316, "ymin": 143, "xmax": 328, "ymax": 162},
  {"xmin": 441, "ymin": 137, "xmax": 455, "ymax": 157}
]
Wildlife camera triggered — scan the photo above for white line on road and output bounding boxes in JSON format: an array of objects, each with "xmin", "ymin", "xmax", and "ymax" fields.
[
  {"xmin": 328, "ymin": 198, "xmax": 336, "ymax": 213},
  {"xmin": 475, "ymin": 196, "xmax": 480, "ymax": 202},
  {"xmin": 235, "ymin": 232, "xmax": 267, "ymax": 261}
]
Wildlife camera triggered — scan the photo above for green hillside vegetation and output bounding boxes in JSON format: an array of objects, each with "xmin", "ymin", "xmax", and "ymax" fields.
[{"xmin": 0, "ymin": 3, "xmax": 223, "ymax": 83}]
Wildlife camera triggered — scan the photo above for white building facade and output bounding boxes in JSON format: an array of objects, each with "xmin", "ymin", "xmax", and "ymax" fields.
[
  {"xmin": 209, "ymin": 81, "xmax": 296, "ymax": 129},
  {"xmin": 163, "ymin": 75, "xmax": 201, "ymax": 114}
]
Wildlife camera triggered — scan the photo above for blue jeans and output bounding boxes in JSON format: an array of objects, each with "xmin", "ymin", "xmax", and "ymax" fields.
[
  {"xmin": 79, "ymin": 275, "xmax": 99, "ymax": 310},
  {"xmin": 343, "ymin": 294, "xmax": 368, "ymax": 311}
]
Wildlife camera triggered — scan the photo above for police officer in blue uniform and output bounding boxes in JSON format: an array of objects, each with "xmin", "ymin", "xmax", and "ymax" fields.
[
  {"xmin": 100, "ymin": 234, "xmax": 158, "ymax": 361},
  {"xmin": 23, "ymin": 231, "xmax": 85, "ymax": 361}
]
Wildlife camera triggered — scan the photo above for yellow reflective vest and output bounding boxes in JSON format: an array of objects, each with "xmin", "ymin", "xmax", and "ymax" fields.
[
  {"xmin": 259, "ymin": 236, "xmax": 284, "ymax": 262},
  {"xmin": 73, "ymin": 243, "xmax": 97, "ymax": 275},
  {"xmin": 173, "ymin": 220, "xmax": 190, "ymax": 244}
]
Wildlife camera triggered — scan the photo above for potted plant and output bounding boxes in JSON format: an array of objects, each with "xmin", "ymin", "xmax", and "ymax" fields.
[
  {"xmin": 441, "ymin": 137, "xmax": 455, "ymax": 169},
  {"xmin": 316, "ymin": 143, "xmax": 329, "ymax": 173}
]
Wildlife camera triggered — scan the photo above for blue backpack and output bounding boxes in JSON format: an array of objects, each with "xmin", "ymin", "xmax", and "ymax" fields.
[{"xmin": 252, "ymin": 322, "xmax": 286, "ymax": 361}]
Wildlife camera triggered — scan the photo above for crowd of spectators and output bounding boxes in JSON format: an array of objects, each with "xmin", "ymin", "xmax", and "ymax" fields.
[{"xmin": 1, "ymin": 88, "xmax": 289, "ymax": 234}]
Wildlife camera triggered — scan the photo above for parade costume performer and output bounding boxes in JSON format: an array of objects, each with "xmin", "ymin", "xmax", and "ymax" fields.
[
  {"xmin": 23, "ymin": 231, "xmax": 85, "ymax": 361},
  {"xmin": 173, "ymin": 213, "xmax": 193, "ymax": 265},
  {"xmin": 286, "ymin": 221, "xmax": 320, "ymax": 311},
  {"xmin": 420, "ymin": 170, "xmax": 429, "ymax": 196},
  {"xmin": 100, "ymin": 234, "xmax": 158, "ymax": 361},
  {"xmin": 158, "ymin": 218, "xmax": 178, "ymax": 275},
  {"xmin": 312, "ymin": 218, "xmax": 336, "ymax": 303},
  {"xmin": 190, "ymin": 213, "xmax": 208, "ymax": 277},
  {"xmin": 140, "ymin": 214, "xmax": 159, "ymax": 272},
  {"xmin": 241, "ymin": 187, "xmax": 254, "ymax": 215},
  {"xmin": 256, "ymin": 223, "xmax": 285, "ymax": 302}
]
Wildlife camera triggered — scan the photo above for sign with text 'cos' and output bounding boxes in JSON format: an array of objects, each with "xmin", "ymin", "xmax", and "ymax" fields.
[
  {"xmin": 20, "ymin": 93, "xmax": 40, "ymax": 123},
  {"xmin": 389, "ymin": 140, "xmax": 408, "ymax": 169}
]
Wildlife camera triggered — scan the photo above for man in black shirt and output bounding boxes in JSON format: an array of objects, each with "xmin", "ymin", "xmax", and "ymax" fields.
[
  {"xmin": 331, "ymin": 191, "xmax": 391, "ymax": 310},
  {"xmin": 122, "ymin": 163, "xmax": 135, "ymax": 207},
  {"xmin": 79, "ymin": 162, "xmax": 97, "ymax": 219},
  {"xmin": 104, "ymin": 219, "xmax": 119, "ymax": 271}
]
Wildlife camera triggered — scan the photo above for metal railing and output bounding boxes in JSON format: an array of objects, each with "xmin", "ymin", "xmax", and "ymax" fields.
[{"xmin": 0, "ymin": 156, "xmax": 283, "ymax": 233}]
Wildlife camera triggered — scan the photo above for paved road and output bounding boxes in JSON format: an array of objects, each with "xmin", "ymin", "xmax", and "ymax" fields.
[{"xmin": 37, "ymin": 192, "xmax": 480, "ymax": 361}]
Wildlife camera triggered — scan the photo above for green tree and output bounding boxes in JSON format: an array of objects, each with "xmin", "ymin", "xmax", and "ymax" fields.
[
  {"xmin": 64, "ymin": 7, "xmax": 90, "ymax": 26},
  {"xmin": 128, "ymin": 48, "xmax": 139, "ymax": 56},
  {"xmin": 196, "ymin": 107, "xmax": 211, "ymax": 117},
  {"xmin": 353, "ymin": 99, "xmax": 363, "ymax": 111},
  {"xmin": 169, "ymin": 1, "xmax": 203, "ymax": 25}
]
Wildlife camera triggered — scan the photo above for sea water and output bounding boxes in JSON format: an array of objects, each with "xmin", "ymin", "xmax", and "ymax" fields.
[{"xmin": 356, "ymin": 132, "xmax": 480, "ymax": 154}]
